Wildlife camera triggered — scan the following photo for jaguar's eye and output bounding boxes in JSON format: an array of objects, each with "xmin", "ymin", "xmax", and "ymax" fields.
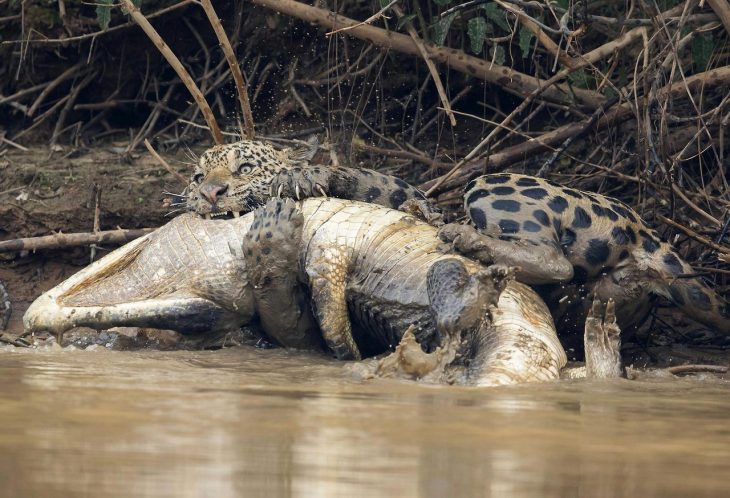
[
  {"xmin": 238, "ymin": 164, "xmax": 253, "ymax": 175},
  {"xmin": 192, "ymin": 173, "xmax": 204, "ymax": 184}
]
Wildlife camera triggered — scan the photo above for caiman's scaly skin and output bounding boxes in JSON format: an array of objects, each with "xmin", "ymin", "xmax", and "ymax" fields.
[
  {"xmin": 187, "ymin": 139, "xmax": 434, "ymax": 219},
  {"xmin": 439, "ymin": 173, "xmax": 730, "ymax": 336},
  {"xmin": 24, "ymin": 198, "xmax": 584, "ymax": 386}
]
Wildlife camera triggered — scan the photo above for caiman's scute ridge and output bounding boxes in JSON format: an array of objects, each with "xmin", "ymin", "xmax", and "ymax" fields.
[{"xmin": 24, "ymin": 198, "xmax": 574, "ymax": 387}]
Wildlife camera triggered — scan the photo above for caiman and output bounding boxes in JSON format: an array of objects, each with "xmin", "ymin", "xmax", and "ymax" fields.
[{"xmin": 23, "ymin": 198, "xmax": 622, "ymax": 385}]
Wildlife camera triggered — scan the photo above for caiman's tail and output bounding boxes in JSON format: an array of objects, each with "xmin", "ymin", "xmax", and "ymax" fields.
[{"xmin": 646, "ymin": 242, "xmax": 730, "ymax": 335}]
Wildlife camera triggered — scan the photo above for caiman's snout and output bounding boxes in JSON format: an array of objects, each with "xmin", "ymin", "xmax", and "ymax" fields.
[{"xmin": 199, "ymin": 182, "xmax": 228, "ymax": 205}]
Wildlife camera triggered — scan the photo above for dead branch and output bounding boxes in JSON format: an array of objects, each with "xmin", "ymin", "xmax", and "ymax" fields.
[
  {"xmin": 706, "ymin": 0, "xmax": 730, "ymax": 36},
  {"xmin": 27, "ymin": 62, "xmax": 83, "ymax": 117},
  {"xmin": 144, "ymin": 139, "xmax": 188, "ymax": 185},
  {"xmin": 667, "ymin": 364, "xmax": 729, "ymax": 375},
  {"xmin": 250, "ymin": 0, "xmax": 605, "ymax": 108},
  {"xmin": 494, "ymin": 0, "xmax": 577, "ymax": 69},
  {"xmin": 199, "ymin": 0, "xmax": 255, "ymax": 139},
  {"xmin": 119, "ymin": 0, "xmax": 224, "ymax": 144},
  {"xmin": 658, "ymin": 215, "xmax": 729, "ymax": 254},
  {"xmin": 392, "ymin": 5, "xmax": 456, "ymax": 127},
  {"xmin": 0, "ymin": 228, "xmax": 156, "ymax": 254}
]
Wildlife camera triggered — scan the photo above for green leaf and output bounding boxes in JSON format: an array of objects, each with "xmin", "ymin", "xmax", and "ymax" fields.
[
  {"xmin": 432, "ymin": 0, "xmax": 452, "ymax": 6},
  {"xmin": 490, "ymin": 45, "xmax": 505, "ymax": 65},
  {"xmin": 518, "ymin": 25, "xmax": 534, "ymax": 58},
  {"xmin": 397, "ymin": 14, "xmax": 417, "ymax": 30},
  {"xmin": 432, "ymin": 12, "xmax": 457, "ymax": 46},
  {"xmin": 691, "ymin": 32, "xmax": 713, "ymax": 72},
  {"xmin": 568, "ymin": 68, "xmax": 591, "ymax": 88},
  {"xmin": 467, "ymin": 17, "xmax": 488, "ymax": 54},
  {"xmin": 96, "ymin": 0, "xmax": 113, "ymax": 30},
  {"xmin": 481, "ymin": 3, "xmax": 510, "ymax": 32}
]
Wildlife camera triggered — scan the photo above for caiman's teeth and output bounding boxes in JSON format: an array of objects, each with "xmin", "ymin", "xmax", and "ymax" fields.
[
  {"xmin": 204, "ymin": 214, "xmax": 211, "ymax": 220},
  {"xmin": 233, "ymin": 211, "xmax": 241, "ymax": 218}
]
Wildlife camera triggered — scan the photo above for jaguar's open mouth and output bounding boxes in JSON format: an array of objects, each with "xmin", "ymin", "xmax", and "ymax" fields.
[{"xmin": 200, "ymin": 211, "xmax": 244, "ymax": 220}]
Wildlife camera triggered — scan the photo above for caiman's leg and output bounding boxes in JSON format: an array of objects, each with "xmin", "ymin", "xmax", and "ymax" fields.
[
  {"xmin": 243, "ymin": 199, "xmax": 322, "ymax": 350},
  {"xmin": 306, "ymin": 243, "xmax": 361, "ymax": 361},
  {"xmin": 0, "ymin": 280, "xmax": 10, "ymax": 331},
  {"xmin": 427, "ymin": 259, "xmax": 514, "ymax": 343},
  {"xmin": 584, "ymin": 299, "xmax": 626, "ymax": 379},
  {"xmin": 438, "ymin": 223, "xmax": 573, "ymax": 285},
  {"xmin": 399, "ymin": 199, "xmax": 444, "ymax": 226}
]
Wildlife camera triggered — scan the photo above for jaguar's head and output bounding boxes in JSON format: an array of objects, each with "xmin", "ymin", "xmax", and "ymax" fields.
[{"xmin": 186, "ymin": 140, "xmax": 295, "ymax": 218}]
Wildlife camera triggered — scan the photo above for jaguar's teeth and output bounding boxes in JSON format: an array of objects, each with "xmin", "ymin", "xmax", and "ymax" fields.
[
  {"xmin": 233, "ymin": 211, "xmax": 241, "ymax": 218},
  {"xmin": 204, "ymin": 214, "xmax": 211, "ymax": 220}
]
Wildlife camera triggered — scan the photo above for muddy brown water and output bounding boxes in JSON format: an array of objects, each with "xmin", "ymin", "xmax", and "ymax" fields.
[{"xmin": 0, "ymin": 346, "xmax": 729, "ymax": 497}]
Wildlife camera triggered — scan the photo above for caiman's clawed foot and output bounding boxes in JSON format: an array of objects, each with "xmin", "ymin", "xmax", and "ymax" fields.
[
  {"xmin": 584, "ymin": 299, "xmax": 626, "ymax": 379},
  {"xmin": 0, "ymin": 280, "xmax": 10, "ymax": 331},
  {"xmin": 399, "ymin": 199, "xmax": 444, "ymax": 227},
  {"xmin": 373, "ymin": 325, "xmax": 460, "ymax": 382},
  {"xmin": 437, "ymin": 223, "xmax": 494, "ymax": 265}
]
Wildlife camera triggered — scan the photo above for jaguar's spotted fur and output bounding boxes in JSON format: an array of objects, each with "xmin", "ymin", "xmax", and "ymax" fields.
[
  {"xmin": 439, "ymin": 173, "xmax": 729, "ymax": 336},
  {"xmin": 187, "ymin": 139, "xmax": 428, "ymax": 217}
]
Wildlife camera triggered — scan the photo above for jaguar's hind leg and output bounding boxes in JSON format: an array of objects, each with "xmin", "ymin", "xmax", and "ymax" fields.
[
  {"xmin": 243, "ymin": 199, "xmax": 322, "ymax": 350},
  {"xmin": 584, "ymin": 299, "xmax": 626, "ymax": 379}
]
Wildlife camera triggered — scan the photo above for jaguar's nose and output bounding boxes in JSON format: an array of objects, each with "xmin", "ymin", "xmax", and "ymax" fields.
[{"xmin": 199, "ymin": 182, "xmax": 228, "ymax": 205}]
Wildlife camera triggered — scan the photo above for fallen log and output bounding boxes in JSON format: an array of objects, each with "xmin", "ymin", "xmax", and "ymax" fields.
[{"xmin": 0, "ymin": 228, "xmax": 155, "ymax": 254}]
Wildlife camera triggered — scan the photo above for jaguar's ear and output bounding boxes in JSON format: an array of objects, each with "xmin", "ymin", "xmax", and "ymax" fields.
[{"xmin": 290, "ymin": 135, "xmax": 319, "ymax": 162}]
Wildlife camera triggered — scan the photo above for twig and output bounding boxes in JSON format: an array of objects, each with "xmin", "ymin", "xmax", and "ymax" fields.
[
  {"xmin": 327, "ymin": 0, "xmax": 399, "ymax": 35},
  {"xmin": 0, "ymin": 228, "xmax": 156, "ymax": 254},
  {"xmin": 119, "ymin": 0, "xmax": 224, "ymax": 144},
  {"xmin": 90, "ymin": 183, "xmax": 102, "ymax": 263},
  {"xmin": 657, "ymin": 215, "xmax": 729, "ymax": 255},
  {"xmin": 392, "ymin": 5, "xmax": 456, "ymax": 127},
  {"xmin": 351, "ymin": 138, "xmax": 449, "ymax": 170},
  {"xmin": 144, "ymin": 139, "xmax": 188, "ymax": 185},
  {"xmin": 0, "ymin": 0, "xmax": 195, "ymax": 46},
  {"xmin": 198, "ymin": 0, "xmax": 255, "ymax": 139},
  {"xmin": 0, "ymin": 136, "xmax": 29, "ymax": 151},
  {"xmin": 667, "ymin": 364, "xmax": 728, "ymax": 375},
  {"xmin": 51, "ymin": 70, "xmax": 96, "ymax": 145},
  {"xmin": 27, "ymin": 62, "xmax": 83, "ymax": 117},
  {"xmin": 493, "ymin": 0, "xmax": 577, "ymax": 69},
  {"xmin": 536, "ymin": 97, "xmax": 619, "ymax": 177},
  {"xmin": 705, "ymin": 0, "xmax": 730, "ymax": 36}
]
